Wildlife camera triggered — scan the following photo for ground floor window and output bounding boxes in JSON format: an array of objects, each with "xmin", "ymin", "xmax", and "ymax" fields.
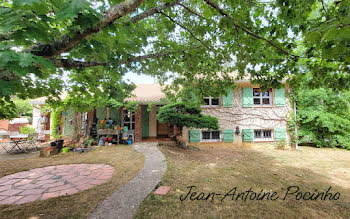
[
  {"xmin": 201, "ymin": 130, "xmax": 221, "ymax": 142},
  {"xmin": 122, "ymin": 109, "xmax": 135, "ymax": 130},
  {"xmin": 254, "ymin": 129, "xmax": 273, "ymax": 141}
]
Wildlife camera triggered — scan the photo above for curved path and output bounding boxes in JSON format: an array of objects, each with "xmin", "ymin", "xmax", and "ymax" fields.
[{"xmin": 89, "ymin": 142, "xmax": 167, "ymax": 219}]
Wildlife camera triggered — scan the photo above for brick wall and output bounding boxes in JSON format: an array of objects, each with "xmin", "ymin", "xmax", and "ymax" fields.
[
  {"xmin": 134, "ymin": 106, "xmax": 142, "ymax": 142},
  {"xmin": 0, "ymin": 120, "xmax": 9, "ymax": 131}
]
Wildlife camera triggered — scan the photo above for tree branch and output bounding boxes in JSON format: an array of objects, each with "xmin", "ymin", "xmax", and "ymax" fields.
[
  {"xmin": 53, "ymin": 52, "xmax": 169, "ymax": 68},
  {"xmin": 26, "ymin": 0, "xmax": 145, "ymax": 57},
  {"xmin": 25, "ymin": 0, "xmax": 181, "ymax": 58},
  {"xmin": 159, "ymin": 12, "xmax": 215, "ymax": 52},
  {"xmin": 203, "ymin": 0, "xmax": 298, "ymax": 57},
  {"xmin": 179, "ymin": 3, "xmax": 206, "ymax": 20}
]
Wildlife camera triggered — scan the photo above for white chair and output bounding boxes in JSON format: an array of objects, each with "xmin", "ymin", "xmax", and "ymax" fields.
[{"xmin": 128, "ymin": 130, "xmax": 135, "ymax": 142}]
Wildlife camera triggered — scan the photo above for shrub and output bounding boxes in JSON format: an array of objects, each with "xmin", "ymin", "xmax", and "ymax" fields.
[
  {"xmin": 275, "ymin": 140, "xmax": 287, "ymax": 150},
  {"xmin": 19, "ymin": 125, "xmax": 35, "ymax": 135}
]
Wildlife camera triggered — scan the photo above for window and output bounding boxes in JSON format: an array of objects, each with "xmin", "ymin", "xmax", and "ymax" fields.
[
  {"xmin": 122, "ymin": 109, "xmax": 135, "ymax": 130},
  {"xmin": 254, "ymin": 129, "xmax": 273, "ymax": 141},
  {"xmin": 201, "ymin": 130, "xmax": 221, "ymax": 142},
  {"xmin": 203, "ymin": 97, "xmax": 220, "ymax": 107},
  {"xmin": 253, "ymin": 88, "xmax": 272, "ymax": 106}
]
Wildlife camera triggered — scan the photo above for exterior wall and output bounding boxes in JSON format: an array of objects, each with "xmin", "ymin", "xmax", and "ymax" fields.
[
  {"xmin": 32, "ymin": 106, "xmax": 41, "ymax": 129},
  {"xmin": 134, "ymin": 106, "xmax": 142, "ymax": 142},
  {"xmin": 183, "ymin": 83, "xmax": 291, "ymax": 145},
  {"xmin": 0, "ymin": 120, "xmax": 9, "ymax": 131},
  {"xmin": 149, "ymin": 105, "xmax": 157, "ymax": 137}
]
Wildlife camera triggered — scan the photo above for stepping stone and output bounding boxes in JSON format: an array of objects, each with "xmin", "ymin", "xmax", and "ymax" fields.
[{"xmin": 154, "ymin": 186, "xmax": 170, "ymax": 195}]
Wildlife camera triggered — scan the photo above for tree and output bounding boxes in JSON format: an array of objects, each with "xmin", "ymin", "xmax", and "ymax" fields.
[
  {"xmin": 290, "ymin": 87, "xmax": 350, "ymax": 149},
  {"xmin": 157, "ymin": 102, "xmax": 219, "ymax": 146},
  {"xmin": 12, "ymin": 98, "xmax": 33, "ymax": 117},
  {"xmin": 0, "ymin": 0, "xmax": 349, "ymax": 119}
]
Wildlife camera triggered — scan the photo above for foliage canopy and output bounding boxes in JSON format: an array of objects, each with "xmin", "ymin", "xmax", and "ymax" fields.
[
  {"xmin": 291, "ymin": 87, "xmax": 350, "ymax": 149},
  {"xmin": 157, "ymin": 102, "xmax": 219, "ymax": 130},
  {"xmin": 0, "ymin": 0, "xmax": 349, "ymax": 118}
]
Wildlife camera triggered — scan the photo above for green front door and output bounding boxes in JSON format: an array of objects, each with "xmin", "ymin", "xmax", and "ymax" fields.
[{"xmin": 141, "ymin": 106, "xmax": 149, "ymax": 137}]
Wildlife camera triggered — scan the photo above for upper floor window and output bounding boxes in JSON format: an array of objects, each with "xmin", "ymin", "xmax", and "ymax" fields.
[
  {"xmin": 203, "ymin": 97, "xmax": 219, "ymax": 107},
  {"xmin": 253, "ymin": 88, "xmax": 272, "ymax": 106}
]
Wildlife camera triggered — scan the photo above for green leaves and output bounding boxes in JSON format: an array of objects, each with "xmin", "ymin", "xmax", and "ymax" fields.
[
  {"xmin": 57, "ymin": 0, "xmax": 90, "ymax": 20},
  {"xmin": 157, "ymin": 102, "xmax": 219, "ymax": 130}
]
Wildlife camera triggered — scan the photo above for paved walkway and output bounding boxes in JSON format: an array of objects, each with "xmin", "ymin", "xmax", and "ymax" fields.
[
  {"xmin": 0, "ymin": 164, "xmax": 114, "ymax": 205},
  {"xmin": 89, "ymin": 142, "xmax": 167, "ymax": 219}
]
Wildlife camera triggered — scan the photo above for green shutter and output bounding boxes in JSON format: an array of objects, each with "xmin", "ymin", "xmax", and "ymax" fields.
[
  {"xmin": 96, "ymin": 107, "xmax": 106, "ymax": 121},
  {"xmin": 141, "ymin": 106, "xmax": 149, "ymax": 137},
  {"xmin": 274, "ymin": 88, "xmax": 285, "ymax": 107},
  {"xmin": 109, "ymin": 107, "xmax": 120, "ymax": 125},
  {"xmin": 242, "ymin": 88, "xmax": 253, "ymax": 107},
  {"xmin": 223, "ymin": 88, "xmax": 233, "ymax": 107},
  {"xmin": 64, "ymin": 108, "xmax": 74, "ymax": 136},
  {"xmin": 189, "ymin": 129, "xmax": 200, "ymax": 142},
  {"xmin": 242, "ymin": 129, "xmax": 254, "ymax": 142},
  {"xmin": 275, "ymin": 128, "xmax": 286, "ymax": 141},
  {"xmin": 223, "ymin": 129, "xmax": 234, "ymax": 142}
]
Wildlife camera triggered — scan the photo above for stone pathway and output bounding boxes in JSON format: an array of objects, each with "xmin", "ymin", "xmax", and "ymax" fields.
[
  {"xmin": 89, "ymin": 142, "xmax": 166, "ymax": 219},
  {"xmin": 0, "ymin": 164, "xmax": 114, "ymax": 205}
]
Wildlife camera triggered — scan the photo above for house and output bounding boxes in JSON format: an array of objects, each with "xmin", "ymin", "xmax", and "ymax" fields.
[
  {"xmin": 30, "ymin": 81, "xmax": 291, "ymax": 145},
  {"xmin": 183, "ymin": 81, "xmax": 291, "ymax": 145}
]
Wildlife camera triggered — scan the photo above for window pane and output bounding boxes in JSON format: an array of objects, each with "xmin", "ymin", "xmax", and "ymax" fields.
[
  {"xmin": 253, "ymin": 98, "xmax": 261, "ymax": 105},
  {"xmin": 254, "ymin": 130, "xmax": 261, "ymax": 138},
  {"xmin": 202, "ymin": 131, "xmax": 210, "ymax": 139},
  {"xmin": 212, "ymin": 131, "xmax": 220, "ymax": 139},
  {"xmin": 263, "ymin": 130, "xmax": 272, "ymax": 138},
  {"xmin": 262, "ymin": 98, "xmax": 270, "ymax": 105},
  {"xmin": 253, "ymin": 89, "xmax": 260, "ymax": 97},
  {"xmin": 203, "ymin": 98, "xmax": 210, "ymax": 105},
  {"xmin": 132, "ymin": 123, "xmax": 135, "ymax": 130},
  {"xmin": 262, "ymin": 91, "xmax": 270, "ymax": 97},
  {"xmin": 211, "ymin": 98, "xmax": 219, "ymax": 106},
  {"xmin": 124, "ymin": 123, "xmax": 131, "ymax": 130},
  {"xmin": 132, "ymin": 115, "xmax": 135, "ymax": 121}
]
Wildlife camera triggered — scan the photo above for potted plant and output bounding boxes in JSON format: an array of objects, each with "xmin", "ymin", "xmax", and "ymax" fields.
[{"xmin": 52, "ymin": 134, "xmax": 65, "ymax": 152}]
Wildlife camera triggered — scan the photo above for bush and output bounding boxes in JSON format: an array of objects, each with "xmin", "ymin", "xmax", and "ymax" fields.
[
  {"xmin": 275, "ymin": 140, "xmax": 287, "ymax": 150},
  {"xmin": 19, "ymin": 125, "xmax": 35, "ymax": 135}
]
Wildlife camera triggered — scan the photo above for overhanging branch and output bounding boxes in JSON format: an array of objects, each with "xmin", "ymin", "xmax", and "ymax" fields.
[
  {"xmin": 25, "ymin": 0, "xmax": 180, "ymax": 58},
  {"xmin": 53, "ymin": 52, "xmax": 169, "ymax": 68},
  {"xmin": 159, "ymin": 12, "xmax": 215, "ymax": 52},
  {"xmin": 203, "ymin": 0, "xmax": 298, "ymax": 57}
]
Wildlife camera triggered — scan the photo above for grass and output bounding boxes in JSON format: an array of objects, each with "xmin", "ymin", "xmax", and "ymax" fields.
[
  {"xmin": 136, "ymin": 144, "xmax": 350, "ymax": 218},
  {"xmin": 0, "ymin": 145, "xmax": 144, "ymax": 219}
]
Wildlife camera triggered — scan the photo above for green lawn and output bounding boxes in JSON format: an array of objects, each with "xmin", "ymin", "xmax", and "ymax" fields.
[{"xmin": 136, "ymin": 144, "xmax": 350, "ymax": 218}]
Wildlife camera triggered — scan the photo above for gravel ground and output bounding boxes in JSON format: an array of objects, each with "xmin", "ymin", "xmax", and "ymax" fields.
[{"xmin": 89, "ymin": 142, "xmax": 166, "ymax": 219}]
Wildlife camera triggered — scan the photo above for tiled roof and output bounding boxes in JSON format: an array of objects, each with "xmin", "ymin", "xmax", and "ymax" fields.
[{"xmin": 125, "ymin": 84, "xmax": 166, "ymax": 103}]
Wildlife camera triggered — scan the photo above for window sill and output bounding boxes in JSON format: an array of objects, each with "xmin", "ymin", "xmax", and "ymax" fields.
[
  {"xmin": 253, "ymin": 140, "xmax": 275, "ymax": 142},
  {"xmin": 253, "ymin": 106, "xmax": 274, "ymax": 108},
  {"xmin": 200, "ymin": 140, "xmax": 222, "ymax": 143},
  {"xmin": 201, "ymin": 106, "xmax": 221, "ymax": 109}
]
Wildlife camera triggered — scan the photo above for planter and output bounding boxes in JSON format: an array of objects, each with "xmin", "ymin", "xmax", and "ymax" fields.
[{"xmin": 40, "ymin": 146, "xmax": 58, "ymax": 157}]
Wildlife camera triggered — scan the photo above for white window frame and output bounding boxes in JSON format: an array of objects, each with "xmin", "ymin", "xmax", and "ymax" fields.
[
  {"xmin": 254, "ymin": 129, "xmax": 273, "ymax": 141},
  {"xmin": 121, "ymin": 109, "xmax": 135, "ymax": 130},
  {"xmin": 253, "ymin": 88, "xmax": 272, "ymax": 107},
  {"xmin": 202, "ymin": 97, "xmax": 220, "ymax": 107},
  {"xmin": 201, "ymin": 130, "xmax": 222, "ymax": 142}
]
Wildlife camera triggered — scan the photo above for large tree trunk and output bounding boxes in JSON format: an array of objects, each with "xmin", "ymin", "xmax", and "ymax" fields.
[{"xmin": 173, "ymin": 125, "xmax": 186, "ymax": 147}]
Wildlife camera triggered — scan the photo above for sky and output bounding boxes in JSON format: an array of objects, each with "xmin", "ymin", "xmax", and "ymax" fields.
[{"xmin": 123, "ymin": 72, "xmax": 157, "ymax": 84}]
